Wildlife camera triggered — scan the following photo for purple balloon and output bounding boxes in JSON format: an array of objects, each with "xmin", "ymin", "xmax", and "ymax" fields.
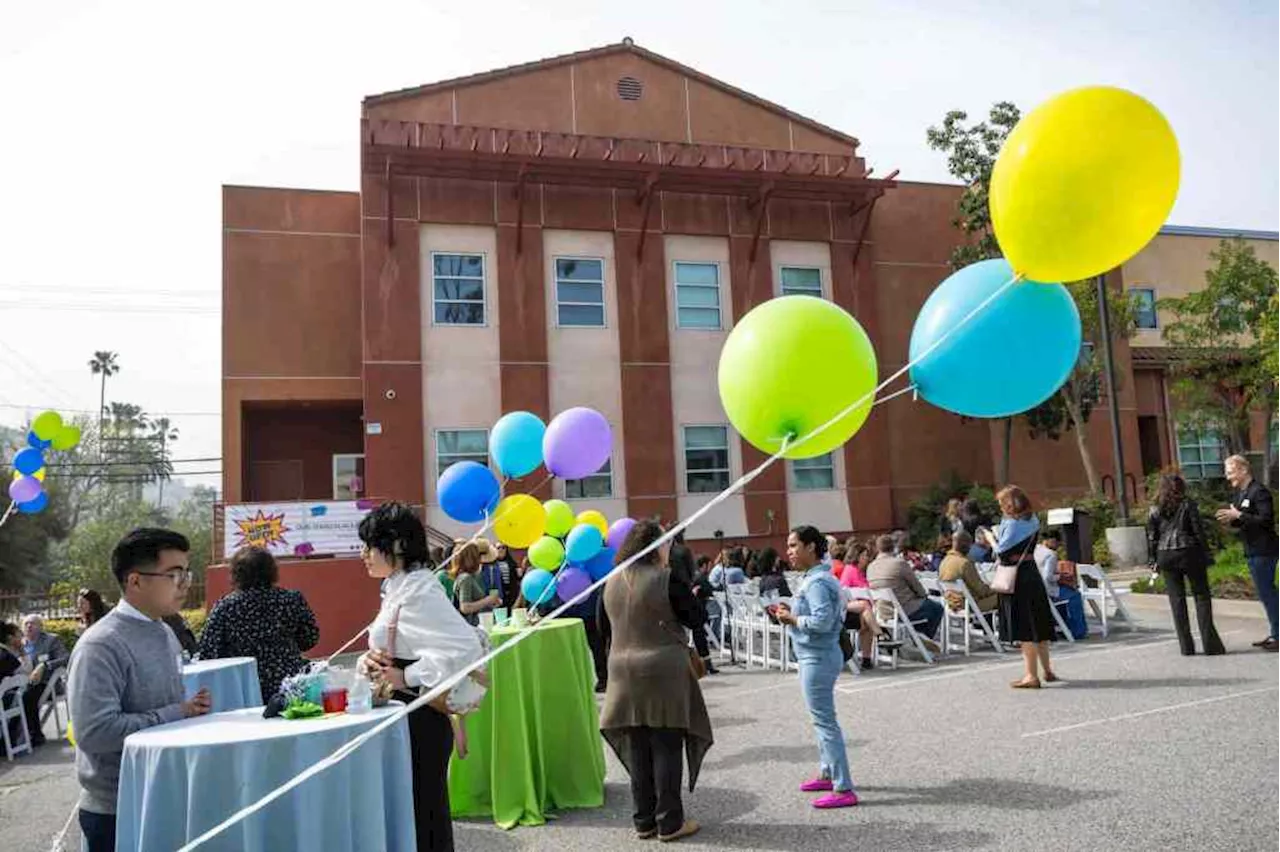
[
  {"xmin": 607, "ymin": 517, "xmax": 637, "ymax": 551},
  {"xmin": 543, "ymin": 407, "xmax": 612, "ymax": 480},
  {"xmin": 9, "ymin": 476, "xmax": 42, "ymax": 504},
  {"xmin": 556, "ymin": 566, "xmax": 592, "ymax": 603}
]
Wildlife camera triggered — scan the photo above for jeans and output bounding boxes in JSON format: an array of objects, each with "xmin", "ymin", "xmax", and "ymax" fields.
[
  {"xmin": 796, "ymin": 644, "xmax": 853, "ymax": 793},
  {"xmin": 1159, "ymin": 551, "xmax": 1225, "ymax": 655},
  {"xmin": 910, "ymin": 598, "xmax": 945, "ymax": 640},
  {"xmin": 625, "ymin": 727, "xmax": 685, "ymax": 835},
  {"xmin": 1246, "ymin": 553, "xmax": 1279, "ymax": 640},
  {"xmin": 1053, "ymin": 586, "xmax": 1089, "ymax": 640},
  {"xmin": 79, "ymin": 810, "xmax": 116, "ymax": 852}
]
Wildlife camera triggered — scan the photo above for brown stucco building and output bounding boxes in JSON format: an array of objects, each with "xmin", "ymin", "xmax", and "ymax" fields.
[{"xmin": 221, "ymin": 40, "xmax": 1278, "ymax": 556}]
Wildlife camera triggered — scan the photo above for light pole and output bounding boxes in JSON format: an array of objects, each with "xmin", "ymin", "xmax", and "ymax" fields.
[{"xmin": 1095, "ymin": 272, "xmax": 1129, "ymax": 523}]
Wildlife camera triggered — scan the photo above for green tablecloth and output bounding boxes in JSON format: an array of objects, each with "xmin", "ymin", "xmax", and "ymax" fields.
[{"xmin": 448, "ymin": 617, "xmax": 606, "ymax": 828}]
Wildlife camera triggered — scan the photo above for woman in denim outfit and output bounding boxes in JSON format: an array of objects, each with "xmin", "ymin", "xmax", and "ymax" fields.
[{"xmin": 774, "ymin": 525, "xmax": 858, "ymax": 809}]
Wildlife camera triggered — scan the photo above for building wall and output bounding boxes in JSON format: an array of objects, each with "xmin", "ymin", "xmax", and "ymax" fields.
[{"xmin": 241, "ymin": 403, "xmax": 363, "ymax": 501}]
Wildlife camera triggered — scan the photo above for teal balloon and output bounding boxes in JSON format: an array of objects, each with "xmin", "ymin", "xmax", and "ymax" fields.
[
  {"xmin": 520, "ymin": 568, "xmax": 558, "ymax": 606},
  {"xmin": 490, "ymin": 411, "xmax": 546, "ymax": 478},
  {"xmin": 564, "ymin": 523, "xmax": 603, "ymax": 563},
  {"xmin": 13, "ymin": 447, "xmax": 44, "ymax": 476},
  {"xmin": 909, "ymin": 259, "xmax": 1081, "ymax": 418}
]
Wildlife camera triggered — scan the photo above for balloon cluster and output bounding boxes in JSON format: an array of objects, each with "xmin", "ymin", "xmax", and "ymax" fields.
[
  {"xmin": 721, "ymin": 86, "xmax": 1179, "ymax": 453},
  {"xmin": 435, "ymin": 406, "xmax": 637, "ymax": 607},
  {"xmin": 7, "ymin": 411, "xmax": 82, "ymax": 516}
]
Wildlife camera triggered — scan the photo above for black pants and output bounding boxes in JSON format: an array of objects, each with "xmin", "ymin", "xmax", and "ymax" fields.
[
  {"xmin": 582, "ymin": 615, "xmax": 609, "ymax": 688},
  {"xmin": 79, "ymin": 810, "xmax": 116, "ymax": 852},
  {"xmin": 394, "ymin": 682, "xmax": 455, "ymax": 852},
  {"xmin": 690, "ymin": 623, "xmax": 710, "ymax": 660},
  {"xmin": 625, "ymin": 726, "xmax": 685, "ymax": 835},
  {"xmin": 1159, "ymin": 550, "xmax": 1225, "ymax": 655}
]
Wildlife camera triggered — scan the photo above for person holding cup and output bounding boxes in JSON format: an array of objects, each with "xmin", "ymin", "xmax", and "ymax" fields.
[{"xmin": 453, "ymin": 541, "xmax": 502, "ymax": 627}]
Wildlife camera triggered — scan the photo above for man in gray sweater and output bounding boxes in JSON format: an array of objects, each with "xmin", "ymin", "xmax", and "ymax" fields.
[{"xmin": 68, "ymin": 528, "xmax": 212, "ymax": 852}]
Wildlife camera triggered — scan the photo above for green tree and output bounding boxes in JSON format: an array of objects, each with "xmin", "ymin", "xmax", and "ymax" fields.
[
  {"xmin": 62, "ymin": 497, "xmax": 163, "ymax": 594},
  {"xmin": 1160, "ymin": 238, "xmax": 1279, "ymax": 482},
  {"xmin": 0, "ymin": 425, "xmax": 72, "ymax": 588},
  {"xmin": 171, "ymin": 485, "xmax": 217, "ymax": 589},
  {"xmin": 88, "ymin": 351, "xmax": 120, "ymax": 449}
]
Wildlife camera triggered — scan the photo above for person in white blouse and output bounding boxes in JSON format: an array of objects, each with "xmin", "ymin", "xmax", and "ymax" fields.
[{"xmin": 356, "ymin": 502, "xmax": 486, "ymax": 852}]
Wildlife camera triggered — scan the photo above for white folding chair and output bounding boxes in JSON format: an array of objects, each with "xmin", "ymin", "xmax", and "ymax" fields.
[
  {"xmin": 918, "ymin": 575, "xmax": 950, "ymax": 657},
  {"xmin": 1048, "ymin": 596, "xmax": 1077, "ymax": 644},
  {"xmin": 37, "ymin": 667, "xmax": 69, "ymax": 738},
  {"xmin": 939, "ymin": 579, "xmax": 1004, "ymax": 655},
  {"xmin": 725, "ymin": 586, "xmax": 755, "ymax": 663},
  {"xmin": 1, "ymin": 674, "xmax": 33, "ymax": 760},
  {"xmin": 871, "ymin": 588, "xmax": 936, "ymax": 666},
  {"xmin": 1076, "ymin": 564, "xmax": 1134, "ymax": 638}
]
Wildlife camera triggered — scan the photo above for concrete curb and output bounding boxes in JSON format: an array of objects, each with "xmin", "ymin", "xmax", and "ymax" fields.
[{"xmin": 1126, "ymin": 592, "xmax": 1267, "ymax": 620}]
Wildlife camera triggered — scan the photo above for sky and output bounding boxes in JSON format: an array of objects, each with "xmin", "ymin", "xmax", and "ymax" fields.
[{"xmin": 1, "ymin": 0, "xmax": 1276, "ymax": 496}]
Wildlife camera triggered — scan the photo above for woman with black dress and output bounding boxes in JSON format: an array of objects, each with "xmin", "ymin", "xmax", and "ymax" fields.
[
  {"xmin": 982, "ymin": 486, "xmax": 1058, "ymax": 689},
  {"xmin": 1147, "ymin": 473, "xmax": 1225, "ymax": 656}
]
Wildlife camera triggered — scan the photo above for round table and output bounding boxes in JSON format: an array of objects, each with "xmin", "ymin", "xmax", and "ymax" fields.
[
  {"xmin": 448, "ymin": 617, "xmax": 605, "ymax": 828},
  {"xmin": 117, "ymin": 705, "xmax": 415, "ymax": 851},
  {"xmin": 182, "ymin": 657, "xmax": 263, "ymax": 713}
]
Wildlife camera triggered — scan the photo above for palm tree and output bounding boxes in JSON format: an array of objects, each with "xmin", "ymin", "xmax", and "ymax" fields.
[
  {"xmin": 88, "ymin": 351, "xmax": 120, "ymax": 453},
  {"xmin": 150, "ymin": 417, "xmax": 179, "ymax": 507}
]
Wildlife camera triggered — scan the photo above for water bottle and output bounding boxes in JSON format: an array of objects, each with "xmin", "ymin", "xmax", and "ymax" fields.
[{"xmin": 348, "ymin": 677, "xmax": 372, "ymax": 714}]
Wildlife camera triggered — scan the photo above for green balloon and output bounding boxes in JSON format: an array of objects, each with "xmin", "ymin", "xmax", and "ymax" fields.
[
  {"xmin": 542, "ymin": 499, "xmax": 575, "ymax": 538},
  {"xmin": 32, "ymin": 411, "xmax": 63, "ymax": 442},
  {"xmin": 528, "ymin": 535, "xmax": 565, "ymax": 571},
  {"xmin": 718, "ymin": 295, "xmax": 878, "ymax": 460},
  {"xmin": 51, "ymin": 424, "xmax": 82, "ymax": 451}
]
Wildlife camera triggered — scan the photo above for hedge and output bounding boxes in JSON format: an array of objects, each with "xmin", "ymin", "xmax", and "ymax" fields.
[{"xmin": 42, "ymin": 608, "xmax": 208, "ymax": 655}]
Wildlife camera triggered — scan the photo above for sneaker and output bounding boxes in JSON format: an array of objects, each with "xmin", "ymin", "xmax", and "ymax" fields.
[
  {"xmin": 636, "ymin": 828, "xmax": 658, "ymax": 840},
  {"xmin": 813, "ymin": 791, "xmax": 859, "ymax": 809},
  {"xmin": 658, "ymin": 819, "xmax": 700, "ymax": 843},
  {"xmin": 799, "ymin": 778, "xmax": 834, "ymax": 792}
]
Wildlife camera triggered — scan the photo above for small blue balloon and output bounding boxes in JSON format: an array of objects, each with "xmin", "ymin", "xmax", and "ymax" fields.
[
  {"xmin": 585, "ymin": 546, "xmax": 617, "ymax": 582},
  {"xmin": 17, "ymin": 492, "xmax": 49, "ymax": 514},
  {"xmin": 520, "ymin": 568, "xmax": 558, "ymax": 606},
  {"xmin": 13, "ymin": 447, "xmax": 45, "ymax": 476},
  {"xmin": 436, "ymin": 461, "xmax": 500, "ymax": 523},
  {"xmin": 489, "ymin": 411, "xmax": 547, "ymax": 478},
  {"xmin": 26, "ymin": 431, "xmax": 51, "ymax": 451},
  {"xmin": 909, "ymin": 258, "xmax": 1081, "ymax": 418},
  {"xmin": 564, "ymin": 523, "xmax": 604, "ymax": 563}
]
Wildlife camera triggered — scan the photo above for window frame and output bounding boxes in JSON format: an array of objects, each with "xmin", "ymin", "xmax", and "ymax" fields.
[
  {"xmin": 682, "ymin": 424, "xmax": 732, "ymax": 494},
  {"xmin": 430, "ymin": 251, "xmax": 488, "ymax": 327},
  {"xmin": 553, "ymin": 255, "xmax": 607, "ymax": 329},
  {"xmin": 789, "ymin": 452, "xmax": 836, "ymax": 491},
  {"xmin": 1176, "ymin": 426, "xmax": 1225, "ymax": 481},
  {"xmin": 564, "ymin": 458, "xmax": 613, "ymax": 499},
  {"xmin": 332, "ymin": 453, "xmax": 365, "ymax": 501},
  {"xmin": 434, "ymin": 428, "xmax": 491, "ymax": 480},
  {"xmin": 1129, "ymin": 287, "xmax": 1158, "ymax": 330},
  {"xmin": 777, "ymin": 265, "xmax": 825, "ymax": 299},
  {"xmin": 672, "ymin": 261, "xmax": 724, "ymax": 331}
]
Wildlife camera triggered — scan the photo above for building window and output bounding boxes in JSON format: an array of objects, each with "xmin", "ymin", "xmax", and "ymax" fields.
[
  {"xmin": 684, "ymin": 425, "xmax": 730, "ymax": 493},
  {"xmin": 333, "ymin": 454, "xmax": 364, "ymax": 500},
  {"xmin": 565, "ymin": 459, "xmax": 612, "ymax": 499},
  {"xmin": 791, "ymin": 452, "xmax": 835, "ymax": 490},
  {"xmin": 436, "ymin": 429, "xmax": 489, "ymax": 479},
  {"xmin": 1177, "ymin": 427, "xmax": 1224, "ymax": 481},
  {"xmin": 1130, "ymin": 288, "xmax": 1158, "ymax": 329},
  {"xmin": 780, "ymin": 266, "xmax": 823, "ymax": 298},
  {"xmin": 432, "ymin": 253, "xmax": 486, "ymax": 325},
  {"xmin": 674, "ymin": 262, "xmax": 722, "ymax": 329},
  {"xmin": 555, "ymin": 257, "xmax": 606, "ymax": 327}
]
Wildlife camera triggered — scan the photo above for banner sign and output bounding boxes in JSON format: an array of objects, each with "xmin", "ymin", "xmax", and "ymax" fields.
[{"xmin": 223, "ymin": 500, "xmax": 376, "ymax": 559}]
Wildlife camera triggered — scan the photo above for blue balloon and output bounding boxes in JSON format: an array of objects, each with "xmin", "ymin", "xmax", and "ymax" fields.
[
  {"xmin": 26, "ymin": 431, "xmax": 51, "ymax": 451},
  {"xmin": 564, "ymin": 523, "xmax": 604, "ymax": 563},
  {"xmin": 520, "ymin": 568, "xmax": 558, "ymax": 606},
  {"xmin": 584, "ymin": 546, "xmax": 617, "ymax": 582},
  {"xmin": 489, "ymin": 411, "xmax": 546, "ymax": 478},
  {"xmin": 13, "ymin": 447, "xmax": 44, "ymax": 476},
  {"xmin": 909, "ymin": 258, "xmax": 1081, "ymax": 418},
  {"xmin": 17, "ymin": 492, "xmax": 49, "ymax": 514},
  {"xmin": 436, "ymin": 461, "xmax": 500, "ymax": 523}
]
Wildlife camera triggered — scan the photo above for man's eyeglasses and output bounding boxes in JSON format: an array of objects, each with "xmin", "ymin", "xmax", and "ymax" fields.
[{"xmin": 135, "ymin": 570, "xmax": 192, "ymax": 587}]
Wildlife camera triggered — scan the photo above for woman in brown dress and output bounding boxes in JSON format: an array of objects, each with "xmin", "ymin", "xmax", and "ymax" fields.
[{"xmin": 599, "ymin": 520, "xmax": 713, "ymax": 843}]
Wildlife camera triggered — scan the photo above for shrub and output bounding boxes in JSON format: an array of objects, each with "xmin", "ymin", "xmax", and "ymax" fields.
[
  {"xmin": 39, "ymin": 607, "xmax": 207, "ymax": 655},
  {"xmin": 905, "ymin": 471, "xmax": 1000, "ymax": 549},
  {"xmin": 1129, "ymin": 542, "xmax": 1256, "ymax": 599}
]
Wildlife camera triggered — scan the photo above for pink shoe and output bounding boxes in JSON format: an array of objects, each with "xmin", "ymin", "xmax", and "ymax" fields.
[
  {"xmin": 813, "ymin": 791, "xmax": 859, "ymax": 809},
  {"xmin": 799, "ymin": 778, "xmax": 833, "ymax": 792}
]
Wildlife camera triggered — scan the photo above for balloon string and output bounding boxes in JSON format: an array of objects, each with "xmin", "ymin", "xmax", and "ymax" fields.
[
  {"xmin": 179, "ymin": 273, "xmax": 1022, "ymax": 851},
  {"xmin": 0, "ymin": 500, "xmax": 16, "ymax": 530}
]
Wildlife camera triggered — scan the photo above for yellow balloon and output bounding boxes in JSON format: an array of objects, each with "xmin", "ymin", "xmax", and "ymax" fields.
[
  {"xmin": 576, "ymin": 509, "xmax": 609, "ymax": 538},
  {"xmin": 12, "ymin": 469, "xmax": 45, "ymax": 482},
  {"xmin": 990, "ymin": 86, "xmax": 1180, "ymax": 283},
  {"xmin": 492, "ymin": 494, "xmax": 546, "ymax": 549}
]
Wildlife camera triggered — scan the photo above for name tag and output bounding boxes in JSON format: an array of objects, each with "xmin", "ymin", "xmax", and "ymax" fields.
[{"xmin": 1242, "ymin": 499, "xmax": 1251, "ymax": 508}]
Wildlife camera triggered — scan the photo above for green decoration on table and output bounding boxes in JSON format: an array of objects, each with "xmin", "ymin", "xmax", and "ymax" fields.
[
  {"xmin": 282, "ymin": 701, "xmax": 324, "ymax": 719},
  {"xmin": 448, "ymin": 618, "xmax": 605, "ymax": 828}
]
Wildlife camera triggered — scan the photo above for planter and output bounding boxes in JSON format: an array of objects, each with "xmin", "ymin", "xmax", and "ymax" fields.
[{"xmin": 1104, "ymin": 526, "xmax": 1147, "ymax": 569}]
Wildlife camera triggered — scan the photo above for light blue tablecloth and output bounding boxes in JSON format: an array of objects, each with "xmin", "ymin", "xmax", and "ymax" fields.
[
  {"xmin": 182, "ymin": 657, "xmax": 262, "ymax": 713},
  {"xmin": 117, "ymin": 705, "xmax": 416, "ymax": 851}
]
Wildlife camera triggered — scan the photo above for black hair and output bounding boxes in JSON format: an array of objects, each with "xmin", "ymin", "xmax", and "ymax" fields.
[
  {"xmin": 230, "ymin": 546, "xmax": 280, "ymax": 590},
  {"xmin": 1040, "ymin": 529, "xmax": 1062, "ymax": 544},
  {"xmin": 357, "ymin": 502, "xmax": 431, "ymax": 571},
  {"xmin": 0, "ymin": 621, "xmax": 17, "ymax": 644},
  {"xmin": 696, "ymin": 555, "xmax": 711, "ymax": 568},
  {"xmin": 111, "ymin": 527, "xmax": 191, "ymax": 588},
  {"xmin": 757, "ymin": 546, "xmax": 780, "ymax": 576},
  {"xmin": 790, "ymin": 525, "xmax": 828, "ymax": 559},
  {"xmin": 616, "ymin": 519, "xmax": 665, "ymax": 566},
  {"xmin": 77, "ymin": 589, "xmax": 108, "ymax": 624}
]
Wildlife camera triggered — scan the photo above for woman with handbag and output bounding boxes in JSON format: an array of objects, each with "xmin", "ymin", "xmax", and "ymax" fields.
[
  {"xmin": 774, "ymin": 525, "xmax": 859, "ymax": 809},
  {"xmin": 356, "ymin": 502, "xmax": 488, "ymax": 852},
  {"xmin": 982, "ymin": 486, "xmax": 1058, "ymax": 689},
  {"xmin": 1147, "ymin": 473, "xmax": 1226, "ymax": 656},
  {"xmin": 599, "ymin": 520, "xmax": 711, "ymax": 843}
]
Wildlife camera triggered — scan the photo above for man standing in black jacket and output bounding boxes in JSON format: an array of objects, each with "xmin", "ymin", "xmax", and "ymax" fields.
[
  {"xmin": 669, "ymin": 531, "xmax": 718, "ymax": 674},
  {"xmin": 1218, "ymin": 455, "xmax": 1279, "ymax": 651}
]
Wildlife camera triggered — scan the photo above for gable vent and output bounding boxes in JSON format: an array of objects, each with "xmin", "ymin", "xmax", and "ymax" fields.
[{"xmin": 616, "ymin": 76, "xmax": 643, "ymax": 101}]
